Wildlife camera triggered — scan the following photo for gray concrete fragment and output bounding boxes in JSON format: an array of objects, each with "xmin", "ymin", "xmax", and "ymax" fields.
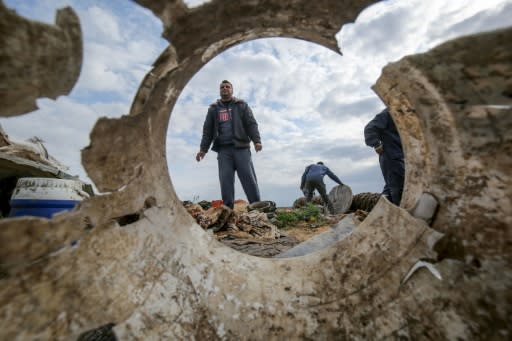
[
  {"xmin": 275, "ymin": 214, "xmax": 356, "ymax": 258},
  {"xmin": 410, "ymin": 192, "xmax": 439, "ymax": 224}
]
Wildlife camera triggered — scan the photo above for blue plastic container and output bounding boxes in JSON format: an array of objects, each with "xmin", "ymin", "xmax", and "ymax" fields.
[
  {"xmin": 9, "ymin": 177, "xmax": 89, "ymax": 218},
  {"xmin": 9, "ymin": 198, "xmax": 81, "ymax": 218}
]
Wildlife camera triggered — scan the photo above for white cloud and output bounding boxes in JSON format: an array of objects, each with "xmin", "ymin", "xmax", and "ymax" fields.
[
  {"xmin": 79, "ymin": 44, "xmax": 129, "ymax": 93},
  {"xmin": 82, "ymin": 6, "xmax": 123, "ymax": 43}
]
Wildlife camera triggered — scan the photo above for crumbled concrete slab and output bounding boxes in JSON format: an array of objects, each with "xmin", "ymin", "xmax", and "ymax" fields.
[
  {"xmin": 275, "ymin": 213, "xmax": 355, "ymax": 258},
  {"xmin": 0, "ymin": 1, "xmax": 510, "ymax": 339}
]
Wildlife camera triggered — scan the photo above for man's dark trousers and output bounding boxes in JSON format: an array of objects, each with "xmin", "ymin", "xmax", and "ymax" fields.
[
  {"xmin": 303, "ymin": 180, "xmax": 334, "ymax": 214},
  {"xmin": 217, "ymin": 146, "xmax": 260, "ymax": 208},
  {"xmin": 379, "ymin": 154, "xmax": 404, "ymax": 205}
]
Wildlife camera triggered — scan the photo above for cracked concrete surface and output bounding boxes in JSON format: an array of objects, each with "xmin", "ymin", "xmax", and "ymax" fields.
[{"xmin": 0, "ymin": 0, "xmax": 511, "ymax": 340}]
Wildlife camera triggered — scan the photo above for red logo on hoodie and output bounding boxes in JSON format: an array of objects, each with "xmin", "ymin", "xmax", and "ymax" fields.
[{"xmin": 219, "ymin": 108, "xmax": 230, "ymax": 122}]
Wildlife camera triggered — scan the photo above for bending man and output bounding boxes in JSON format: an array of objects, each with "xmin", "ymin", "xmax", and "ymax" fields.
[{"xmin": 300, "ymin": 162, "xmax": 344, "ymax": 214}]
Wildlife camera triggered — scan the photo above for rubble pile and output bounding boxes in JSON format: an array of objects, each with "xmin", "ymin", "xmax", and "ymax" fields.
[
  {"xmin": 182, "ymin": 199, "xmax": 362, "ymax": 258},
  {"xmin": 183, "ymin": 200, "xmax": 280, "ymax": 239},
  {"xmin": 183, "ymin": 202, "xmax": 234, "ymax": 231},
  {"xmin": 182, "ymin": 200, "xmax": 309, "ymax": 258},
  {"xmin": 0, "ymin": 125, "xmax": 69, "ymax": 171},
  {"xmin": 236, "ymin": 210, "xmax": 280, "ymax": 239}
]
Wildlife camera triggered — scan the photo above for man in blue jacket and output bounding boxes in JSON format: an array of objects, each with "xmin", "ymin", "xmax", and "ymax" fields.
[
  {"xmin": 196, "ymin": 80, "xmax": 262, "ymax": 209},
  {"xmin": 300, "ymin": 162, "xmax": 344, "ymax": 214},
  {"xmin": 364, "ymin": 108, "xmax": 404, "ymax": 206}
]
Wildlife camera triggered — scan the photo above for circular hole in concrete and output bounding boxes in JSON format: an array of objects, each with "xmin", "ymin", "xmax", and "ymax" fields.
[
  {"xmin": 163, "ymin": 0, "xmax": 512, "ymax": 257},
  {"xmin": 167, "ymin": 37, "xmax": 387, "ymax": 257}
]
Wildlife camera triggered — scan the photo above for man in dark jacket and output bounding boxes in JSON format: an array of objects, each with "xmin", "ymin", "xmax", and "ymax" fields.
[
  {"xmin": 300, "ymin": 162, "xmax": 344, "ymax": 214},
  {"xmin": 364, "ymin": 108, "xmax": 404, "ymax": 206},
  {"xmin": 196, "ymin": 80, "xmax": 262, "ymax": 209}
]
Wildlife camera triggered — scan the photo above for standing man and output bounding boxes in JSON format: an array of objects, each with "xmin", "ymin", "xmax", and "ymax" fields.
[
  {"xmin": 364, "ymin": 108, "xmax": 405, "ymax": 206},
  {"xmin": 196, "ymin": 80, "xmax": 262, "ymax": 209},
  {"xmin": 300, "ymin": 162, "xmax": 344, "ymax": 214}
]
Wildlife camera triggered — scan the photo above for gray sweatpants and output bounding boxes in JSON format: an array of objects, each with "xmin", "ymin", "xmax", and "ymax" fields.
[{"xmin": 217, "ymin": 146, "xmax": 260, "ymax": 208}]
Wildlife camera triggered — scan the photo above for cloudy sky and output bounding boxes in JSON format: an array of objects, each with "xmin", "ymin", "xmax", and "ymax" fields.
[{"xmin": 2, "ymin": 0, "xmax": 511, "ymax": 206}]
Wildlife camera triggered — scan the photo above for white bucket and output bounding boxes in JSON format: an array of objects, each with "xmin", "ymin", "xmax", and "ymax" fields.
[{"xmin": 9, "ymin": 177, "xmax": 89, "ymax": 218}]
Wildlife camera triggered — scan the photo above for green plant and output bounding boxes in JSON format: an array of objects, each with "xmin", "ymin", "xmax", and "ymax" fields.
[
  {"xmin": 299, "ymin": 203, "xmax": 322, "ymax": 221},
  {"xmin": 275, "ymin": 203, "xmax": 325, "ymax": 228},
  {"xmin": 275, "ymin": 210, "xmax": 299, "ymax": 228}
]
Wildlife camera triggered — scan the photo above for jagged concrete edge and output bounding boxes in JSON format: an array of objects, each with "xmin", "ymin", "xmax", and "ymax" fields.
[{"xmin": 0, "ymin": 3, "xmax": 82, "ymax": 117}]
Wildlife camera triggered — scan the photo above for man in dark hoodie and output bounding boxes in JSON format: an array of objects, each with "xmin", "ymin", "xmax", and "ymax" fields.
[
  {"xmin": 364, "ymin": 108, "xmax": 404, "ymax": 206},
  {"xmin": 196, "ymin": 80, "xmax": 262, "ymax": 209},
  {"xmin": 300, "ymin": 162, "xmax": 344, "ymax": 214}
]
